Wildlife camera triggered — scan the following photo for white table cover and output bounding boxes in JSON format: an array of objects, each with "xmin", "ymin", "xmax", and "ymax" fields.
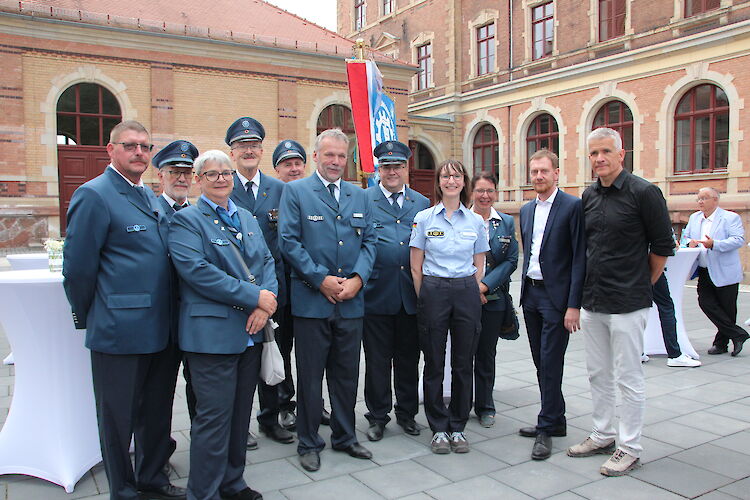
[
  {"xmin": 6, "ymin": 253, "xmax": 49, "ymax": 271},
  {"xmin": 0, "ymin": 270, "xmax": 101, "ymax": 492},
  {"xmin": 643, "ymin": 247, "xmax": 703, "ymax": 359}
]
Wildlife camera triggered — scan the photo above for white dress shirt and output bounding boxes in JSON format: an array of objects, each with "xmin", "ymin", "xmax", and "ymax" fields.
[
  {"xmin": 697, "ymin": 212, "xmax": 715, "ymax": 267},
  {"xmin": 108, "ymin": 164, "xmax": 144, "ymax": 187},
  {"xmin": 236, "ymin": 168, "xmax": 261, "ymax": 199},
  {"xmin": 315, "ymin": 170, "xmax": 341, "ymax": 202},
  {"xmin": 379, "ymin": 182, "xmax": 404, "ymax": 208},
  {"xmin": 526, "ymin": 188, "xmax": 558, "ymax": 280}
]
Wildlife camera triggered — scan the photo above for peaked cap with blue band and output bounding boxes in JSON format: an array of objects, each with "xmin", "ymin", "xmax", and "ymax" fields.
[
  {"xmin": 152, "ymin": 140, "xmax": 199, "ymax": 169},
  {"xmin": 373, "ymin": 140, "xmax": 411, "ymax": 164},
  {"xmin": 272, "ymin": 139, "xmax": 306, "ymax": 167},
  {"xmin": 225, "ymin": 117, "xmax": 265, "ymax": 145}
]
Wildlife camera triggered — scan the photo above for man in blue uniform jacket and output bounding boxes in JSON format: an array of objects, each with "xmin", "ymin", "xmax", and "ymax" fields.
[
  {"xmin": 519, "ymin": 149, "xmax": 585, "ymax": 461},
  {"xmin": 62, "ymin": 121, "xmax": 186, "ymax": 500},
  {"xmin": 362, "ymin": 140, "xmax": 429, "ymax": 442},
  {"xmin": 169, "ymin": 149, "xmax": 276, "ymax": 500},
  {"xmin": 278, "ymin": 128, "xmax": 377, "ymax": 472},
  {"xmin": 226, "ymin": 117, "xmax": 294, "ymax": 447}
]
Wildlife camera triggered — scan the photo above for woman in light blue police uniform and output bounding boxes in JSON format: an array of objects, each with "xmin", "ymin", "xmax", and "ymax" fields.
[
  {"xmin": 168, "ymin": 149, "xmax": 277, "ymax": 500},
  {"xmin": 409, "ymin": 159, "xmax": 490, "ymax": 455},
  {"xmin": 470, "ymin": 172, "xmax": 518, "ymax": 428}
]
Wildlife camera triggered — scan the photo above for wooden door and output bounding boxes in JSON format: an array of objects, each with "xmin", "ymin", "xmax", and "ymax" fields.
[{"xmin": 58, "ymin": 146, "xmax": 110, "ymax": 233}]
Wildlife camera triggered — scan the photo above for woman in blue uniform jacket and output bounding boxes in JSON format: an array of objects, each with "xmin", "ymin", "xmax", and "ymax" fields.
[
  {"xmin": 470, "ymin": 172, "xmax": 519, "ymax": 428},
  {"xmin": 168, "ymin": 149, "xmax": 277, "ymax": 500}
]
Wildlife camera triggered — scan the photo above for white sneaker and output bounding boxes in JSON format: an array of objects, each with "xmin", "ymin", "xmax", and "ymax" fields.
[
  {"xmin": 600, "ymin": 448, "xmax": 641, "ymax": 476},
  {"xmin": 667, "ymin": 354, "xmax": 702, "ymax": 367},
  {"xmin": 641, "ymin": 354, "xmax": 649, "ymax": 363},
  {"xmin": 744, "ymin": 317, "xmax": 750, "ymax": 326}
]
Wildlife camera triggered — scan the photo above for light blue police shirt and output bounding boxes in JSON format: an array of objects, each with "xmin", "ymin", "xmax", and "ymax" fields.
[{"xmin": 410, "ymin": 202, "xmax": 490, "ymax": 278}]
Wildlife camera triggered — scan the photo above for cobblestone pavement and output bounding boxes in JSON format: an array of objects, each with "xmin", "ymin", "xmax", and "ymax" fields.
[{"xmin": 0, "ymin": 275, "xmax": 748, "ymax": 500}]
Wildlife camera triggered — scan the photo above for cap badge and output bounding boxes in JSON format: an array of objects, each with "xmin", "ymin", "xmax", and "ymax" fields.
[
  {"xmin": 386, "ymin": 143, "xmax": 394, "ymax": 150},
  {"xmin": 242, "ymin": 120, "xmax": 250, "ymax": 128},
  {"xmin": 285, "ymin": 141, "xmax": 292, "ymax": 148},
  {"xmin": 180, "ymin": 143, "xmax": 188, "ymax": 152}
]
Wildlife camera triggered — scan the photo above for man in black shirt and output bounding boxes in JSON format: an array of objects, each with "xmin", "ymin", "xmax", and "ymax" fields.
[{"xmin": 567, "ymin": 127, "xmax": 673, "ymax": 477}]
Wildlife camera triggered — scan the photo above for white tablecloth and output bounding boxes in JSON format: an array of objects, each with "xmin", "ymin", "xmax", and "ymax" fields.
[
  {"xmin": 6, "ymin": 253, "xmax": 49, "ymax": 271},
  {"xmin": 0, "ymin": 270, "xmax": 101, "ymax": 492},
  {"xmin": 643, "ymin": 247, "xmax": 703, "ymax": 359}
]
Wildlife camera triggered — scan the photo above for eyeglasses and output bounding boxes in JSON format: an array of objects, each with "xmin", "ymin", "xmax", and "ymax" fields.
[
  {"xmin": 114, "ymin": 142, "xmax": 154, "ymax": 152},
  {"xmin": 474, "ymin": 189, "xmax": 496, "ymax": 195},
  {"xmin": 440, "ymin": 174, "xmax": 463, "ymax": 181},
  {"xmin": 166, "ymin": 170, "xmax": 194, "ymax": 179},
  {"xmin": 696, "ymin": 196, "xmax": 717, "ymax": 202},
  {"xmin": 201, "ymin": 170, "xmax": 236, "ymax": 182},
  {"xmin": 231, "ymin": 142, "xmax": 263, "ymax": 152}
]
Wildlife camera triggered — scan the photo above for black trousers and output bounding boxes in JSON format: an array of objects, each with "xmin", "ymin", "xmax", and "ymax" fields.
[
  {"xmin": 294, "ymin": 311, "xmax": 362, "ymax": 454},
  {"xmin": 697, "ymin": 267, "xmax": 749, "ymax": 349},
  {"xmin": 418, "ymin": 276, "xmax": 481, "ymax": 433},
  {"xmin": 185, "ymin": 346, "xmax": 260, "ymax": 500},
  {"xmin": 473, "ymin": 308, "xmax": 504, "ymax": 417},
  {"xmin": 90, "ymin": 345, "xmax": 179, "ymax": 500},
  {"xmin": 522, "ymin": 282, "xmax": 569, "ymax": 432},
  {"xmin": 363, "ymin": 308, "xmax": 420, "ymax": 425}
]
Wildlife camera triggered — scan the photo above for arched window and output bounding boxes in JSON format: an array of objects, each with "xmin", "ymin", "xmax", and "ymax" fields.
[
  {"xmin": 526, "ymin": 113, "xmax": 559, "ymax": 182},
  {"xmin": 56, "ymin": 83, "xmax": 121, "ymax": 146},
  {"xmin": 472, "ymin": 124, "xmax": 499, "ymax": 177},
  {"xmin": 316, "ymin": 104, "xmax": 357, "ymax": 180},
  {"xmin": 674, "ymin": 84, "xmax": 729, "ymax": 174},
  {"xmin": 592, "ymin": 100, "xmax": 633, "ymax": 175}
]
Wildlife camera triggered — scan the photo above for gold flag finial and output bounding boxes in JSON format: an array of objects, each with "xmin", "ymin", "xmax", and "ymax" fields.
[{"xmin": 354, "ymin": 38, "xmax": 367, "ymax": 61}]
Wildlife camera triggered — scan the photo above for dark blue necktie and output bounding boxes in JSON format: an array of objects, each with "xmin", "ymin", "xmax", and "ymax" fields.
[
  {"xmin": 328, "ymin": 183, "xmax": 338, "ymax": 208},
  {"xmin": 246, "ymin": 181, "xmax": 256, "ymax": 212}
]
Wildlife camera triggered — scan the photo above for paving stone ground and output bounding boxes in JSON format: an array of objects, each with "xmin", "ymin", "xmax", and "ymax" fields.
[{"xmin": 0, "ymin": 264, "xmax": 749, "ymax": 499}]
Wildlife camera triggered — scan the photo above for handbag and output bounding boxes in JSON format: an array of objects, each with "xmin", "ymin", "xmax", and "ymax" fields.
[
  {"xmin": 260, "ymin": 319, "xmax": 285, "ymax": 386},
  {"xmin": 228, "ymin": 240, "xmax": 285, "ymax": 384}
]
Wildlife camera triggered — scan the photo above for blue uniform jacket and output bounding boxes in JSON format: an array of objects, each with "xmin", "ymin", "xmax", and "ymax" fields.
[
  {"xmin": 364, "ymin": 186, "xmax": 429, "ymax": 315},
  {"xmin": 63, "ymin": 167, "xmax": 172, "ymax": 354},
  {"xmin": 231, "ymin": 171, "xmax": 287, "ymax": 308},
  {"xmin": 278, "ymin": 174, "xmax": 377, "ymax": 319},
  {"xmin": 168, "ymin": 198, "xmax": 277, "ymax": 354},
  {"xmin": 481, "ymin": 212, "xmax": 519, "ymax": 312}
]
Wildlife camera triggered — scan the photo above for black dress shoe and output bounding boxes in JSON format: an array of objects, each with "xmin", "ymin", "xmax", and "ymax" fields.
[
  {"xmin": 731, "ymin": 337, "xmax": 747, "ymax": 357},
  {"xmin": 246, "ymin": 431, "xmax": 258, "ymax": 450},
  {"xmin": 321, "ymin": 408, "xmax": 331, "ymax": 426},
  {"xmin": 279, "ymin": 409, "xmax": 297, "ymax": 430},
  {"xmin": 221, "ymin": 487, "xmax": 263, "ymax": 500},
  {"xmin": 708, "ymin": 345, "xmax": 729, "ymax": 355},
  {"xmin": 259, "ymin": 423, "xmax": 295, "ymax": 444},
  {"xmin": 397, "ymin": 419, "xmax": 421, "ymax": 436},
  {"xmin": 366, "ymin": 422, "xmax": 385, "ymax": 441},
  {"xmin": 519, "ymin": 426, "xmax": 566, "ymax": 438},
  {"xmin": 531, "ymin": 433, "xmax": 552, "ymax": 460},
  {"xmin": 299, "ymin": 451, "xmax": 320, "ymax": 472},
  {"xmin": 139, "ymin": 484, "xmax": 187, "ymax": 499},
  {"xmin": 333, "ymin": 442, "xmax": 373, "ymax": 459}
]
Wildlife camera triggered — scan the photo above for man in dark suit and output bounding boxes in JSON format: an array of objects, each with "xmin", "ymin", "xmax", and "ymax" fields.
[
  {"xmin": 62, "ymin": 121, "xmax": 186, "ymax": 500},
  {"xmin": 226, "ymin": 117, "xmax": 294, "ymax": 447},
  {"xmin": 362, "ymin": 141, "xmax": 430, "ymax": 441},
  {"xmin": 519, "ymin": 149, "xmax": 586, "ymax": 461},
  {"xmin": 278, "ymin": 128, "xmax": 377, "ymax": 472},
  {"xmin": 153, "ymin": 140, "xmax": 199, "ymax": 423},
  {"xmin": 169, "ymin": 149, "xmax": 276, "ymax": 500}
]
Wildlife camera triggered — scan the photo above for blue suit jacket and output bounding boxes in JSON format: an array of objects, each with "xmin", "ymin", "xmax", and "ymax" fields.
[
  {"xmin": 63, "ymin": 166, "xmax": 172, "ymax": 354},
  {"xmin": 481, "ymin": 212, "xmax": 519, "ymax": 312},
  {"xmin": 168, "ymin": 198, "xmax": 277, "ymax": 354},
  {"xmin": 519, "ymin": 190, "xmax": 586, "ymax": 313},
  {"xmin": 682, "ymin": 207, "xmax": 745, "ymax": 287},
  {"xmin": 278, "ymin": 173, "xmax": 377, "ymax": 319},
  {"xmin": 231, "ymin": 171, "xmax": 287, "ymax": 308},
  {"xmin": 364, "ymin": 186, "xmax": 430, "ymax": 315}
]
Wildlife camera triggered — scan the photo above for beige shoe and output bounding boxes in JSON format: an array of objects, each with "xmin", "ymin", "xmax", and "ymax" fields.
[
  {"xmin": 567, "ymin": 437, "xmax": 616, "ymax": 457},
  {"xmin": 599, "ymin": 448, "xmax": 641, "ymax": 476}
]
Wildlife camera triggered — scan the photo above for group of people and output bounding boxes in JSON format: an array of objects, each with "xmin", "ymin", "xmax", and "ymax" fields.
[{"xmin": 61, "ymin": 117, "xmax": 747, "ymax": 500}]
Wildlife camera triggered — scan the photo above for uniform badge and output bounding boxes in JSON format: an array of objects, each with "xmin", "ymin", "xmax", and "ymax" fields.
[
  {"xmin": 426, "ymin": 230, "xmax": 445, "ymax": 237},
  {"xmin": 268, "ymin": 209, "xmax": 279, "ymax": 223},
  {"xmin": 180, "ymin": 143, "xmax": 188, "ymax": 152},
  {"xmin": 353, "ymin": 213, "xmax": 364, "ymax": 218},
  {"xmin": 126, "ymin": 224, "xmax": 147, "ymax": 232},
  {"xmin": 308, "ymin": 215, "xmax": 324, "ymax": 222},
  {"xmin": 214, "ymin": 219, "xmax": 219, "ymax": 224},
  {"xmin": 285, "ymin": 141, "xmax": 292, "ymax": 148},
  {"xmin": 242, "ymin": 120, "xmax": 250, "ymax": 128},
  {"xmin": 210, "ymin": 238, "xmax": 230, "ymax": 246}
]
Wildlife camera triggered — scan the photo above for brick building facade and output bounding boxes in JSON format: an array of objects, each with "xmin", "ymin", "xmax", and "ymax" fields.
[
  {"xmin": 340, "ymin": 0, "xmax": 750, "ymax": 278},
  {"xmin": 0, "ymin": 0, "xmax": 413, "ymax": 248}
]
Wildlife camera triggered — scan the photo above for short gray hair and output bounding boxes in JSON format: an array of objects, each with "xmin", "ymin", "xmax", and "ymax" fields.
[
  {"xmin": 587, "ymin": 127, "xmax": 623, "ymax": 151},
  {"xmin": 194, "ymin": 150, "xmax": 232, "ymax": 175},
  {"xmin": 314, "ymin": 128, "xmax": 349, "ymax": 153},
  {"xmin": 698, "ymin": 186, "xmax": 720, "ymax": 200}
]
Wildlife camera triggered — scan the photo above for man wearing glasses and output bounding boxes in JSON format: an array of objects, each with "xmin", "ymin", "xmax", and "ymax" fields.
[
  {"xmin": 361, "ymin": 140, "xmax": 429, "ymax": 442},
  {"xmin": 63, "ymin": 121, "xmax": 187, "ymax": 499},
  {"xmin": 226, "ymin": 117, "xmax": 295, "ymax": 448}
]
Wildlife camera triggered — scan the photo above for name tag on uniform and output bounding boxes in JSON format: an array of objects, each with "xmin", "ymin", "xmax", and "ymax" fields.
[
  {"xmin": 308, "ymin": 215, "xmax": 324, "ymax": 222},
  {"xmin": 498, "ymin": 236, "xmax": 511, "ymax": 244},
  {"xmin": 126, "ymin": 224, "xmax": 147, "ymax": 232},
  {"xmin": 211, "ymin": 238, "xmax": 230, "ymax": 246},
  {"xmin": 426, "ymin": 230, "xmax": 445, "ymax": 237},
  {"xmin": 460, "ymin": 231, "xmax": 477, "ymax": 239},
  {"xmin": 353, "ymin": 213, "xmax": 364, "ymax": 218}
]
